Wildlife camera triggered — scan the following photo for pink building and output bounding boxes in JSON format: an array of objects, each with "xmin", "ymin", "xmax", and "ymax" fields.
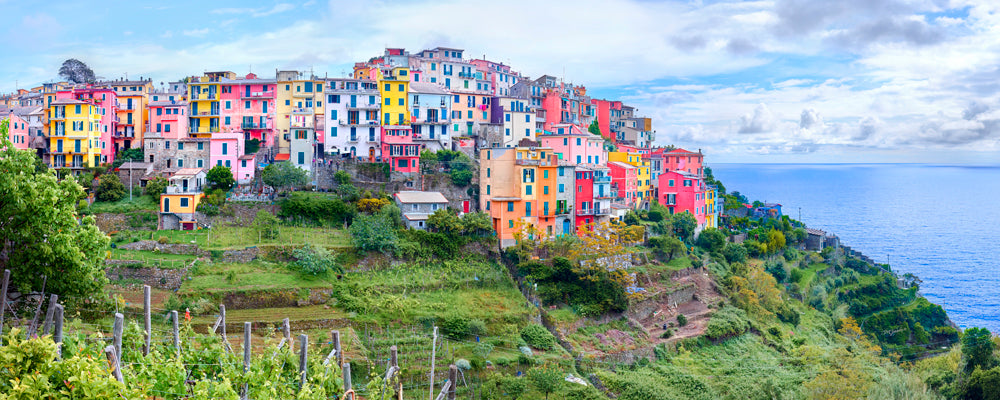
[
  {"xmin": 591, "ymin": 99, "xmax": 621, "ymax": 141},
  {"xmin": 148, "ymin": 100, "xmax": 188, "ymax": 140},
  {"xmin": 471, "ymin": 59, "xmax": 517, "ymax": 97},
  {"xmin": 609, "ymin": 161, "xmax": 639, "ymax": 207},
  {"xmin": 540, "ymin": 84, "xmax": 594, "ymax": 131},
  {"xmin": 221, "ymin": 74, "xmax": 276, "ymax": 148},
  {"xmin": 536, "ymin": 124, "xmax": 605, "ymax": 165},
  {"xmin": 660, "ymin": 148, "xmax": 704, "ymax": 176},
  {"xmin": 3, "ymin": 110, "xmax": 29, "ymax": 149},
  {"xmin": 235, "ymin": 154, "xmax": 256, "ymax": 184},
  {"xmin": 657, "ymin": 170, "xmax": 708, "ymax": 226},
  {"xmin": 57, "ymin": 86, "xmax": 118, "ymax": 164},
  {"xmin": 381, "ymin": 126, "xmax": 420, "ymax": 173},
  {"xmin": 210, "ymin": 131, "xmax": 243, "ymax": 174}
]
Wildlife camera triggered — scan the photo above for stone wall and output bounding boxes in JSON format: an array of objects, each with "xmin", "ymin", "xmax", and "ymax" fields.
[
  {"xmin": 105, "ymin": 265, "xmax": 188, "ymax": 290},
  {"xmin": 200, "ymin": 203, "xmax": 280, "ymax": 228},
  {"xmin": 93, "ymin": 212, "xmax": 159, "ymax": 233},
  {"xmin": 628, "ymin": 283, "xmax": 697, "ymax": 321},
  {"xmin": 216, "ymin": 288, "xmax": 333, "ymax": 310},
  {"xmin": 117, "ymin": 240, "xmax": 208, "ymax": 256}
]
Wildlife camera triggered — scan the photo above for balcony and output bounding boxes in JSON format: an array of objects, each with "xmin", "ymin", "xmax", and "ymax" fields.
[
  {"xmin": 291, "ymin": 107, "xmax": 314, "ymax": 115},
  {"xmin": 242, "ymin": 91, "xmax": 274, "ymax": 99},
  {"xmin": 577, "ymin": 208, "xmax": 594, "ymax": 216},
  {"xmin": 595, "ymin": 207, "xmax": 611, "ymax": 216},
  {"xmin": 595, "ymin": 176, "xmax": 611, "ymax": 184},
  {"xmin": 555, "ymin": 206, "xmax": 573, "ymax": 215},
  {"xmin": 189, "ymin": 127, "xmax": 219, "ymax": 135},
  {"xmin": 190, "ymin": 92, "xmax": 217, "ymax": 101},
  {"xmin": 290, "ymin": 120, "xmax": 314, "ymax": 129},
  {"xmin": 347, "ymin": 102, "xmax": 379, "ymax": 110},
  {"xmin": 166, "ymin": 184, "xmax": 203, "ymax": 194},
  {"xmin": 594, "ymin": 193, "xmax": 614, "ymax": 199},
  {"xmin": 292, "ymin": 91, "xmax": 316, "ymax": 98},
  {"xmin": 241, "ymin": 122, "xmax": 271, "ymax": 130},
  {"xmin": 458, "ymin": 72, "xmax": 475, "ymax": 78}
]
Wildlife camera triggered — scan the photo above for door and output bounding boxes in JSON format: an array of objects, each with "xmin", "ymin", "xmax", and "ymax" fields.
[
  {"xmin": 350, "ymin": 95, "xmax": 356, "ymax": 107},
  {"xmin": 163, "ymin": 198, "xmax": 170, "ymax": 212},
  {"xmin": 463, "ymin": 201, "xmax": 470, "ymax": 213},
  {"xmin": 562, "ymin": 219, "xmax": 570, "ymax": 235}
]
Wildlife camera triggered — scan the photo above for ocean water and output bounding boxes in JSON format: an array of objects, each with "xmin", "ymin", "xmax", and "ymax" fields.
[{"xmin": 710, "ymin": 163, "xmax": 1000, "ymax": 332}]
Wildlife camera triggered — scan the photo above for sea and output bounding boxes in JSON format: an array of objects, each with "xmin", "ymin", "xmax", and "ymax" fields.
[{"xmin": 710, "ymin": 163, "xmax": 1000, "ymax": 332}]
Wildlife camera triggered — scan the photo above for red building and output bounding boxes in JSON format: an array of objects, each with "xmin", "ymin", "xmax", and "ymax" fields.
[
  {"xmin": 661, "ymin": 148, "xmax": 704, "ymax": 176},
  {"xmin": 574, "ymin": 165, "xmax": 596, "ymax": 228},
  {"xmin": 591, "ymin": 99, "xmax": 621, "ymax": 141},
  {"xmin": 657, "ymin": 170, "xmax": 709, "ymax": 226},
  {"xmin": 608, "ymin": 161, "xmax": 639, "ymax": 207},
  {"xmin": 380, "ymin": 125, "xmax": 420, "ymax": 173}
]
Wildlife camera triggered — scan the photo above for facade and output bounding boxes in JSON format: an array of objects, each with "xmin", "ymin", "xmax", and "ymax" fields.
[
  {"xmin": 394, "ymin": 191, "xmax": 449, "ymax": 230},
  {"xmin": 325, "ymin": 78, "xmax": 380, "ymax": 159},
  {"xmin": 471, "ymin": 59, "xmax": 518, "ymax": 96},
  {"xmin": 276, "ymin": 70, "xmax": 325, "ymax": 157},
  {"xmin": 491, "ymin": 97, "xmax": 535, "ymax": 148},
  {"xmin": 574, "ymin": 165, "xmax": 596, "ymax": 229},
  {"xmin": 187, "ymin": 71, "xmax": 234, "ymax": 138},
  {"xmin": 2, "ymin": 109, "xmax": 30, "ymax": 149},
  {"xmin": 145, "ymin": 136, "xmax": 209, "ymax": 171},
  {"xmin": 608, "ymin": 161, "xmax": 639, "ymax": 207},
  {"xmin": 104, "ymin": 79, "xmax": 153, "ymax": 153},
  {"xmin": 554, "ymin": 162, "xmax": 575, "ymax": 236},
  {"xmin": 235, "ymin": 154, "xmax": 256, "ymax": 184},
  {"xmin": 47, "ymin": 99, "xmax": 104, "ymax": 170},
  {"xmin": 221, "ymin": 73, "xmax": 276, "ymax": 148},
  {"xmin": 657, "ymin": 170, "xmax": 709, "ymax": 227},
  {"xmin": 55, "ymin": 86, "xmax": 118, "ymax": 165},
  {"xmin": 609, "ymin": 151, "xmax": 652, "ymax": 204},
  {"xmin": 379, "ymin": 66, "xmax": 419, "ymax": 173},
  {"xmin": 159, "ymin": 168, "xmax": 206, "ymax": 230},
  {"xmin": 210, "ymin": 131, "xmax": 243, "ymax": 173},
  {"xmin": 480, "ymin": 146, "xmax": 560, "ymax": 247},
  {"xmin": 662, "ymin": 148, "xmax": 704, "ymax": 176},
  {"xmin": 591, "ymin": 164, "xmax": 613, "ymax": 220},
  {"xmin": 147, "ymin": 100, "xmax": 188, "ymax": 140},
  {"xmin": 408, "ymin": 82, "xmax": 452, "ymax": 152},
  {"xmin": 536, "ymin": 126, "xmax": 605, "ymax": 165},
  {"xmin": 591, "ymin": 99, "xmax": 622, "ymax": 141}
]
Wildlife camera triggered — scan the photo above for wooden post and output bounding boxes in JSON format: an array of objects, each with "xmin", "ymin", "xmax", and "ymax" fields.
[
  {"xmin": 171, "ymin": 310, "xmax": 180, "ymax": 358},
  {"xmin": 0, "ymin": 269, "xmax": 9, "ymax": 346},
  {"xmin": 331, "ymin": 330, "xmax": 343, "ymax": 367},
  {"xmin": 429, "ymin": 326, "xmax": 438, "ymax": 400},
  {"xmin": 53, "ymin": 304, "xmax": 64, "ymax": 358},
  {"xmin": 113, "ymin": 312, "xmax": 124, "ymax": 369},
  {"xmin": 283, "ymin": 318, "xmax": 291, "ymax": 347},
  {"xmin": 447, "ymin": 364, "xmax": 457, "ymax": 400},
  {"xmin": 342, "ymin": 361, "xmax": 352, "ymax": 398},
  {"xmin": 104, "ymin": 345, "xmax": 124, "ymax": 383},
  {"xmin": 143, "ymin": 285, "xmax": 151, "ymax": 356},
  {"xmin": 242, "ymin": 322, "xmax": 251, "ymax": 400},
  {"xmin": 298, "ymin": 334, "xmax": 308, "ymax": 390},
  {"xmin": 220, "ymin": 304, "xmax": 232, "ymax": 353},
  {"xmin": 42, "ymin": 294, "xmax": 58, "ymax": 335},
  {"xmin": 27, "ymin": 275, "xmax": 46, "ymax": 338}
]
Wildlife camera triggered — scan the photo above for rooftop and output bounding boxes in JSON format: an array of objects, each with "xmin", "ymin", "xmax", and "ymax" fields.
[{"xmin": 395, "ymin": 191, "xmax": 448, "ymax": 204}]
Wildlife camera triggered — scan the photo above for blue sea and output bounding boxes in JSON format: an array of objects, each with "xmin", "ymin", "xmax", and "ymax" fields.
[{"xmin": 710, "ymin": 163, "xmax": 1000, "ymax": 332}]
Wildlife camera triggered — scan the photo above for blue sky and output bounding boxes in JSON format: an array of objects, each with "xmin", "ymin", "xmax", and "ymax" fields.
[{"xmin": 2, "ymin": 0, "xmax": 999, "ymax": 163}]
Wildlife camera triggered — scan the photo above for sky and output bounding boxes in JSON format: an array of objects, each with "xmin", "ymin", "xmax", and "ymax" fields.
[{"xmin": 2, "ymin": 0, "xmax": 999, "ymax": 163}]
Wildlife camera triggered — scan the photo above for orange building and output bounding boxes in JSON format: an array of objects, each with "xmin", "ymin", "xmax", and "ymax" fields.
[{"xmin": 480, "ymin": 146, "xmax": 560, "ymax": 248}]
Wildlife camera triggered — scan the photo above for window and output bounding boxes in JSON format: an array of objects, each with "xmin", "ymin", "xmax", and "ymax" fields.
[
  {"xmin": 331, "ymin": 127, "xmax": 337, "ymax": 137},
  {"xmin": 509, "ymin": 220, "xmax": 514, "ymax": 229},
  {"xmin": 178, "ymin": 142, "xmax": 183, "ymax": 150},
  {"xmin": 543, "ymin": 186, "xmax": 549, "ymax": 195},
  {"xmin": 507, "ymin": 202, "xmax": 514, "ymax": 212},
  {"xmin": 225, "ymin": 116, "xmax": 230, "ymax": 125},
  {"xmin": 197, "ymin": 159, "xmax": 203, "ymax": 168},
  {"xmin": 525, "ymin": 202, "xmax": 531, "ymax": 216},
  {"xmin": 398, "ymin": 98, "xmax": 403, "ymax": 106},
  {"xmin": 486, "ymin": 168, "xmax": 490, "ymax": 177},
  {"xmin": 156, "ymin": 108, "xmax": 162, "ymax": 116},
  {"xmin": 165, "ymin": 141, "xmax": 170, "ymax": 149},
  {"xmin": 385, "ymin": 97, "xmax": 391, "ymax": 106},
  {"xmin": 298, "ymin": 152, "xmax": 305, "ymax": 164},
  {"xmin": 222, "ymin": 143, "xmax": 228, "ymax": 155},
  {"xmin": 559, "ymin": 183, "xmax": 565, "ymax": 193},
  {"xmin": 285, "ymin": 100, "xmax": 290, "ymax": 105},
  {"xmin": 526, "ymin": 114, "xmax": 530, "ymax": 122},
  {"xmin": 384, "ymin": 84, "xmax": 390, "ymax": 91},
  {"xmin": 486, "ymin": 185, "xmax": 490, "ymax": 195},
  {"xmin": 543, "ymin": 170, "xmax": 549, "ymax": 179},
  {"xmin": 180, "ymin": 198, "xmax": 189, "ymax": 207},
  {"xmin": 398, "ymin": 84, "xmax": 404, "ymax": 91},
  {"xmin": 526, "ymin": 185, "xmax": 532, "ymax": 195},
  {"xmin": 198, "ymin": 142, "xmax": 204, "ymax": 150}
]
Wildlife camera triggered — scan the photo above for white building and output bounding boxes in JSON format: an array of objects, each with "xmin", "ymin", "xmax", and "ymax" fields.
[
  {"xmin": 495, "ymin": 97, "xmax": 535, "ymax": 148},
  {"xmin": 325, "ymin": 78, "xmax": 381, "ymax": 159},
  {"xmin": 408, "ymin": 82, "xmax": 452, "ymax": 152}
]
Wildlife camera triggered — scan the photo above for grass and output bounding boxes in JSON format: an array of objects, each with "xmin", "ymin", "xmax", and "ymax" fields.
[
  {"xmin": 108, "ymin": 248, "xmax": 199, "ymax": 267},
  {"xmin": 114, "ymin": 226, "xmax": 350, "ymax": 250},
  {"xmin": 191, "ymin": 305, "xmax": 347, "ymax": 324},
  {"xmin": 82, "ymin": 195, "xmax": 159, "ymax": 214},
  {"xmin": 180, "ymin": 262, "xmax": 336, "ymax": 293},
  {"xmin": 796, "ymin": 263, "xmax": 830, "ymax": 292}
]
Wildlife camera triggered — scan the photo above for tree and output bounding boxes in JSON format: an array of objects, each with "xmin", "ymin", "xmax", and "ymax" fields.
[
  {"xmin": 205, "ymin": 165, "xmax": 235, "ymax": 191},
  {"xmin": 648, "ymin": 236, "xmax": 685, "ymax": 262},
  {"xmin": 671, "ymin": 211, "xmax": 697, "ymax": 241},
  {"xmin": 291, "ymin": 244, "xmax": 341, "ymax": 276},
  {"xmin": 262, "ymin": 161, "xmax": 308, "ymax": 191},
  {"xmin": 427, "ymin": 209, "xmax": 463, "ymax": 235},
  {"xmin": 0, "ymin": 118, "xmax": 110, "ymax": 302},
  {"xmin": 333, "ymin": 170, "xmax": 351, "ymax": 185},
  {"xmin": 588, "ymin": 120, "xmax": 602, "ymax": 137},
  {"xmin": 963, "ymin": 327, "xmax": 996, "ymax": 372},
  {"xmin": 58, "ymin": 59, "xmax": 96, "ymax": 84},
  {"xmin": 450, "ymin": 169, "xmax": 473, "ymax": 186},
  {"xmin": 251, "ymin": 210, "xmax": 280, "ymax": 240},
  {"xmin": 461, "ymin": 212, "xmax": 493, "ymax": 236},
  {"xmin": 766, "ymin": 229, "xmax": 787, "ymax": 254},
  {"xmin": 111, "ymin": 147, "xmax": 144, "ymax": 169},
  {"xmin": 696, "ymin": 228, "xmax": 726, "ymax": 252},
  {"xmin": 962, "ymin": 367, "xmax": 1000, "ymax": 400},
  {"xmin": 349, "ymin": 214, "xmax": 398, "ymax": 253},
  {"xmin": 143, "ymin": 176, "xmax": 169, "ymax": 197},
  {"xmin": 723, "ymin": 242, "xmax": 748, "ymax": 263},
  {"xmin": 528, "ymin": 365, "xmax": 563, "ymax": 400},
  {"xmin": 95, "ymin": 173, "xmax": 125, "ymax": 202}
]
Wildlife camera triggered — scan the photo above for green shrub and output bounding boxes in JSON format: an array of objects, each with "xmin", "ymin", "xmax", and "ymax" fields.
[
  {"xmin": 520, "ymin": 324, "xmax": 557, "ymax": 351},
  {"xmin": 468, "ymin": 319, "xmax": 487, "ymax": 336},
  {"xmin": 290, "ymin": 244, "xmax": 341, "ymax": 276},
  {"xmin": 96, "ymin": 173, "xmax": 125, "ymax": 202},
  {"xmin": 723, "ymin": 242, "xmax": 748, "ymax": 264},
  {"xmin": 440, "ymin": 313, "xmax": 470, "ymax": 338},
  {"xmin": 677, "ymin": 314, "xmax": 688, "ymax": 327},
  {"xmin": 704, "ymin": 306, "xmax": 750, "ymax": 341}
]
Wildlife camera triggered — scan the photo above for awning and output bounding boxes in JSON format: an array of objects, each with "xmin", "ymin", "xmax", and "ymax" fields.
[{"xmin": 275, "ymin": 153, "xmax": 290, "ymax": 161}]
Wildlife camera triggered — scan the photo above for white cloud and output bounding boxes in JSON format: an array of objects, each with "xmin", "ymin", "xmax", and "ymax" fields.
[
  {"xmin": 212, "ymin": 3, "xmax": 295, "ymax": 17},
  {"xmin": 182, "ymin": 28, "xmax": 210, "ymax": 37}
]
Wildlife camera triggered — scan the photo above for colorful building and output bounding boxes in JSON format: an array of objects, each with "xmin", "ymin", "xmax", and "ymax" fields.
[
  {"xmin": 2, "ymin": 109, "xmax": 29, "ymax": 149},
  {"xmin": 104, "ymin": 79, "xmax": 153, "ymax": 153},
  {"xmin": 662, "ymin": 148, "xmax": 704, "ymax": 176},
  {"xmin": 471, "ymin": 59, "xmax": 518, "ymax": 97},
  {"xmin": 490, "ymin": 97, "xmax": 535, "ymax": 148},
  {"xmin": 573, "ymin": 165, "xmax": 596, "ymax": 229},
  {"xmin": 275, "ymin": 70, "xmax": 325, "ymax": 158},
  {"xmin": 479, "ymin": 146, "xmax": 560, "ymax": 247},
  {"xmin": 609, "ymin": 151, "xmax": 652, "ymax": 205},
  {"xmin": 379, "ymin": 66, "xmax": 419, "ymax": 172},
  {"xmin": 47, "ymin": 99, "xmax": 104, "ymax": 170},
  {"xmin": 210, "ymin": 131, "xmax": 243, "ymax": 174},
  {"xmin": 608, "ymin": 161, "xmax": 640, "ymax": 207},
  {"xmin": 656, "ymin": 170, "xmax": 709, "ymax": 227},
  {"xmin": 159, "ymin": 168, "xmax": 206, "ymax": 230},
  {"xmin": 536, "ymin": 125, "xmax": 606, "ymax": 165},
  {"xmin": 147, "ymin": 100, "xmax": 188, "ymax": 140},
  {"xmin": 409, "ymin": 82, "xmax": 452, "ymax": 152},
  {"xmin": 590, "ymin": 99, "xmax": 622, "ymax": 141},
  {"xmin": 221, "ymin": 73, "xmax": 276, "ymax": 148},
  {"xmin": 326, "ymin": 78, "xmax": 380, "ymax": 159},
  {"xmin": 187, "ymin": 71, "xmax": 233, "ymax": 138},
  {"xmin": 56, "ymin": 86, "xmax": 118, "ymax": 165}
]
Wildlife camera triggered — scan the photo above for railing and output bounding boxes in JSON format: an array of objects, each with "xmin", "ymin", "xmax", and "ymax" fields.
[
  {"xmin": 555, "ymin": 206, "xmax": 573, "ymax": 215},
  {"xmin": 241, "ymin": 122, "xmax": 271, "ymax": 130},
  {"xmin": 191, "ymin": 93, "xmax": 217, "ymax": 100},
  {"xmin": 595, "ymin": 207, "xmax": 610, "ymax": 215},
  {"xmin": 194, "ymin": 110, "xmax": 220, "ymax": 117},
  {"xmin": 291, "ymin": 107, "xmax": 313, "ymax": 114},
  {"xmin": 292, "ymin": 91, "xmax": 315, "ymax": 98},
  {"xmin": 290, "ymin": 120, "xmax": 313, "ymax": 129},
  {"xmin": 242, "ymin": 91, "xmax": 274, "ymax": 99},
  {"xmin": 166, "ymin": 185, "xmax": 202, "ymax": 194},
  {"xmin": 577, "ymin": 208, "xmax": 594, "ymax": 216},
  {"xmin": 458, "ymin": 72, "xmax": 475, "ymax": 78},
  {"xmin": 347, "ymin": 103, "xmax": 379, "ymax": 110}
]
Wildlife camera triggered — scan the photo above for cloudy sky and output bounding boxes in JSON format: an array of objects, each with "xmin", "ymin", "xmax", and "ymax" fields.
[{"xmin": 2, "ymin": 0, "xmax": 998, "ymax": 163}]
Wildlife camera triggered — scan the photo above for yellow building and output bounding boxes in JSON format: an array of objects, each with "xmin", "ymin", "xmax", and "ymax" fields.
[
  {"xmin": 608, "ymin": 151, "xmax": 651, "ymax": 205},
  {"xmin": 159, "ymin": 168, "xmax": 207, "ymax": 230},
  {"xmin": 107, "ymin": 79, "xmax": 153, "ymax": 151},
  {"xmin": 187, "ymin": 72, "xmax": 234, "ymax": 138},
  {"xmin": 378, "ymin": 66, "xmax": 410, "ymax": 126},
  {"xmin": 48, "ymin": 99, "xmax": 103, "ymax": 170},
  {"xmin": 275, "ymin": 70, "xmax": 326, "ymax": 155},
  {"xmin": 705, "ymin": 187, "xmax": 718, "ymax": 228}
]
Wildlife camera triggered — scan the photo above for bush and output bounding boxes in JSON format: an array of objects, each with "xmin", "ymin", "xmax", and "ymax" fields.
[
  {"xmin": 704, "ymin": 306, "xmax": 750, "ymax": 340},
  {"xmin": 349, "ymin": 214, "xmax": 398, "ymax": 253},
  {"xmin": 468, "ymin": 319, "xmax": 487, "ymax": 336},
  {"xmin": 96, "ymin": 173, "xmax": 125, "ymax": 202},
  {"xmin": 143, "ymin": 177, "xmax": 169, "ymax": 197},
  {"xmin": 157, "ymin": 236, "xmax": 169, "ymax": 244},
  {"xmin": 205, "ymin": 165, "xmax": 235, "ymax": 191},
  {"xmin": 290, "ymin": 244, "xmax": 341, "ymax": 276},
  {"xmin": 677, "ymin": 314, "xmax": 688, "ymax": 327},
  {"xmin": 450, "ymin": 169, "xmax": 473, "ymax": 186},
  {"xmin": 455, "ymin": 359, "xmax": 471, "ymax": 371},
  {"xmin": 441, "ymin": 313, "xmax": 471, "ymax": 338},
  {"xmin": 279, "ymin": 192, "xmax": 356, "ymax": 225},
  {"xmin": 520, "ymin": 324, "xmax": 557, "ymax": 351},
  {"xmin": 251, "ymin": 210, "xmax": 280, "ymax": 240},
  {"xmin": 723, "ymin": 243, "xmax": 748, "ymax": 264},
  {"xmin": 334, "ymin": 170, "xmax": 351, "ymax": 185},
  {"xmin": 696, "ymin": 228, "xmax": 726, "ymax": 252}
]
